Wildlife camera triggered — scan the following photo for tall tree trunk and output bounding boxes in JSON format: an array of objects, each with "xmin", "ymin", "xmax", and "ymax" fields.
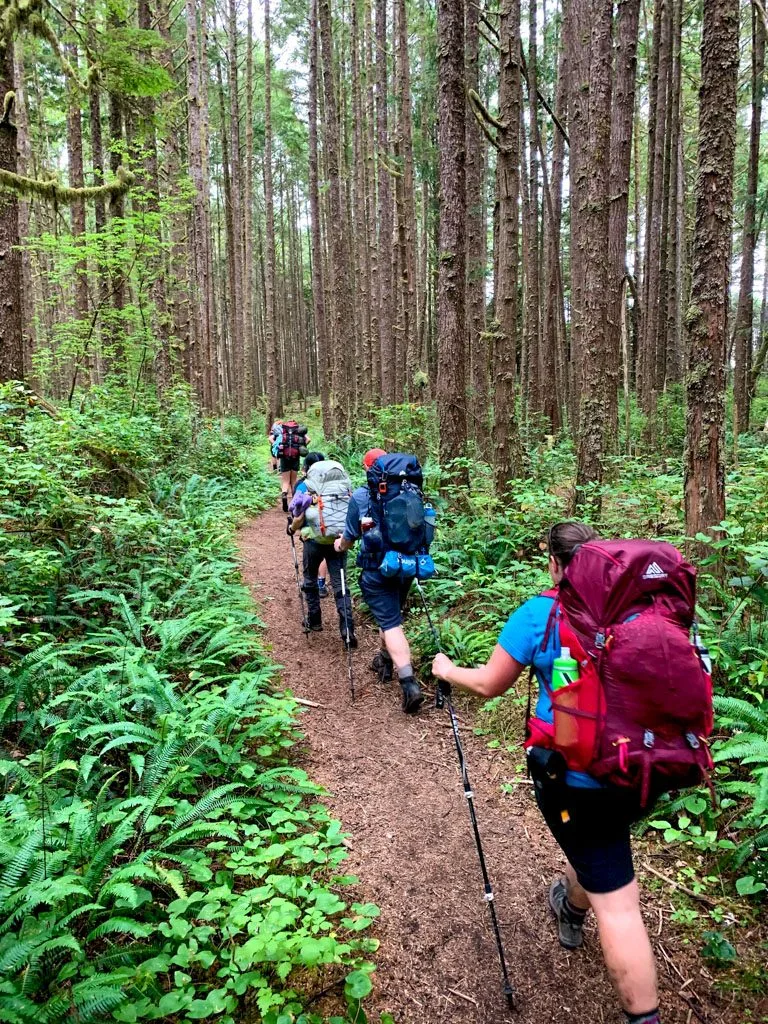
[
  {"xmin": 227, "ymin": 0, "xmax": 245, "ymax": 412},
  {"xmin": 264, "ymin": 0, "xmax": 282, "ymax": 427},
  {"xmin": 733, "ymin": 2, "xmax": 765, "ymax": 436},
  {"xmin": 0, "ymin": 47, "xmax": 24, "ymax": 382},
  {"xmin": 436, "ymin": 0, "xmax": 468, "ymax": 470},
  {"xmin": 396, "ymin": 0, "xmax": 419, "ymax": 396},
  {"xmin": 565, "ymin": 0, "xmax": 591, "ymax": 432},
  {"xmin": 375, "ymin": 0, "xmax": 395, "ymax": 404},
  {"xmin": 543, "ymin": 20, "xmax": 568, "ymax": 431},
  {"xmin": 243, "ymin": 0, "xmax": 255, "ymax": 407},
  {"xmin": 575, "ymin": 0, "xmax": 613, "ymax": 508},
  {"xmin": 137, "ymin": 0, "xmax": 171, "ymax": 395},
  {"xmin": 684, "ymin": 0, "xmax": 739, "ymax": 542},
  {"xmin": 318, "ymin": 0, "xmax": 353, "ymax": 433},
  {"xmin": 640, "ymin": 0, "xmax": 672, "ymax": 413},
  {"xmin": 525, "ymin": 0, "xmax": 542, "ymax": 417},
  {"xmin": 465, "ymin": 0, "xmax": 488, "ymax": 442},
  {"xmin": 664, "ymin": 0, "xmax": 685, "ymax": 385},
  {"xmin": 308, "ymin": 0, "xmax": 331, "ymax": 431},
  {"xmin": 494, "ymin": 0, "xmax": 525, "ymax": 489},
  {"xmin": 12, "ymin": 40, "xmax": 35, "ymax": 376},
  {"xmin": 606, "ymin": 0, "xmax": 640, "ymax": 445},
  {"xmin": 352, "ymin": 0, "xmax": 372, "ymax": 407},
  {"xmin": 65, "ymin": 28, "xmax": 88, "ymax": 328},
  {"xmin": 186, "ymin": 0, "xmax": 216, "ymax": 407}
]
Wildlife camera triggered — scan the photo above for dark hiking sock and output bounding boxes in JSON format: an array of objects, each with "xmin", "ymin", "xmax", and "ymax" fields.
[
  {"xmin": 625, "ymin": 1009, "xmax": 660, "ymax": 1024},
  {"xmin": 397, "ymin": 664, "xmax": 414, "ymax": 681},
  {"xmin": 564, "ymin": 897, "xmax": 588, "ymax": 923}
]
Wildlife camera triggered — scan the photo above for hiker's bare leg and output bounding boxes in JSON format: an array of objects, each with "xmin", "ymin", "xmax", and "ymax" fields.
[
  {"xmin": 280, "ymin": 470, "xmax": 291, "ymax": 496},
  {"xmin": 381, "ymin": 626, "xmax": 411, "ymax": 672},
  {"xmin": 565, "ymin": 861, "xmax": 591, "ymax": 911},
  {"xmin": 319, "ymin": 559, "xmax": 328, "ymax": 584},
  {"xmin": 587, "ymin": 879, "xmax": 658, "ymax": 1015}
]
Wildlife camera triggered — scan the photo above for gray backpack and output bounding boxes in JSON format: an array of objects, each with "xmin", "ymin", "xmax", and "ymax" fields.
[{"xmin": 304, "ymin": 460, "xmax": 352, "ymax": 543}]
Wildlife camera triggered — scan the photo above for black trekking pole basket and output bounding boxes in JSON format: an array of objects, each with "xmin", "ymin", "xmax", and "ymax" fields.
[
  {"xmin": 288, "ymin": 526, "xmax": 311, "ymax": 636},
  {"xmin": 415, "ymin": 579, "xmax": 515, "ymax": 1009}
]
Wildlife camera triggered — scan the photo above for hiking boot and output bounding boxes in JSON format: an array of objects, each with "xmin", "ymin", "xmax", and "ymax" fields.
[
  {"xmin": 318, "ymin": 578, "xmax": 329, "ymax": 599},
  {"xmin": 307, "ymin": 610, "xmax": 323, "ymax": 632},
  {"xmin": 281, "ymin": 492, "xmax": 289, "ymax": 514},
  {"xmin": 370, "ymin": 649, "xmax": 394, "ymax": 683},
  {"xmin": 400, "ymin": 677, "xmax": 424, "ymax": 714},
  {"xmin": 548, "ymin": 878, "xmax": 585, "ymax": 950}
]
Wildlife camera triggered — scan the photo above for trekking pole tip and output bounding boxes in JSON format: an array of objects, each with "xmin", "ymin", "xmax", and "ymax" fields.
[{"xmin": 503, "ymin": 983, "xmax": 515, "ymax": 1008}]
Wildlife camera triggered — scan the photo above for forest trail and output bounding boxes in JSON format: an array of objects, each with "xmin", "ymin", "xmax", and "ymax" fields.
[{"xmin": 239, "ymin": 503, "xmax": 727, "ymax": 1024}]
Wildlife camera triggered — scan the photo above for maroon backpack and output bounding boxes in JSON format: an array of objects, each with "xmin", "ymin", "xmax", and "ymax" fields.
[
  {"xmin": 277, "ymin": 421, "xmax": 301, "ymax": 459},
  {"xmin": 528, "ymin": 539, "xmax": 714, "ymax": 805}
]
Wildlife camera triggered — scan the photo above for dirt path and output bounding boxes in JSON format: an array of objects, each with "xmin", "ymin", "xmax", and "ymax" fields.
[{"xmin": 238, "ymin": 504, "xmax": 735, "ymax": 1024}]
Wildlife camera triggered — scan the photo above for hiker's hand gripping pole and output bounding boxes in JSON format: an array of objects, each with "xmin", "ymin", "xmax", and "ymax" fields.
[
  {"xmin": 415, "ymin": 580, "xmax": 515, "ymax": 1008},
  {"xmin": 339, "ymin": 566, "xmax": 355, "ymax": 702},
  {"xmin": 288, "ymin": 523, "xmax": 311, "ymax": 636}
]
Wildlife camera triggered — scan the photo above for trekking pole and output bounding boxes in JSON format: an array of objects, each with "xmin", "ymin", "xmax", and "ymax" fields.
[
  {"xmin": 288, "ymin": 526, "xmax": 311, "ymax": 636},
  {"xmin": 339, "ymin": 566, "xmax": 356, "ymax": 702},
  {"xmin": 414, "ymin": 579, "xmax": 515, "ymax": 1009}
]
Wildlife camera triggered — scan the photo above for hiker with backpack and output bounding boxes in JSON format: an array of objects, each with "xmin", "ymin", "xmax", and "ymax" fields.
[
  {"xmin": 334, "ymin": 448, "xmax": 437, "ymax": 714},
  {"xmin": 288, "ymin": 453, "xmax": 356, "ymax": 647},
  {"xmin": 431, "ymin": 522, "xmax": 714, "ymax": 1024},
  {"xmin": 268, "ymin": 421, "xmax": 282, "ymax": 473},
  {"xmin": 272, "ymin": 420, "xmax": 310, "ymax": 512},
  {"xmin": 289, "ymin": 453, "xmax": 330, "ymax": 598}
]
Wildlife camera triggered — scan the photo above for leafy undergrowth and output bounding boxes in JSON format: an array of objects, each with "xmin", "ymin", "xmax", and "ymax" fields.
[
  {"xmin": 332, "ymin": 400, "xmax": 768, "ymax": 1008},
  {"xmin": 0, "ymin": 385, "xmax": 378, "ymax": 1024}
]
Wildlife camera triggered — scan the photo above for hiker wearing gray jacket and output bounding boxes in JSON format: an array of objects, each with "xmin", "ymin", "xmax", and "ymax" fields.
[{"xmin": 288, "ymin": 455, "xmax": 357, "ymax": 649}]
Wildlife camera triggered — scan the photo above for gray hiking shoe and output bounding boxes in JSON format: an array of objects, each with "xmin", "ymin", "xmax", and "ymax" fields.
[{"xmin": 548, "ymin": 878, "xmax": 585, "ymax": 950}]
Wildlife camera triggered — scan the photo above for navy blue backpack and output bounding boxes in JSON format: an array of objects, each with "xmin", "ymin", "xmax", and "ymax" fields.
[{"xmin": 362, "ymin": 454, "xmax": 435, "ymax": 578}]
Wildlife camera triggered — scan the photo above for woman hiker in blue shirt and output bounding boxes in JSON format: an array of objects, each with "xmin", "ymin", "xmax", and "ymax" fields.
[{"xmin": 431, "ymin": 521, "xmax": 661, "ymax": 1024}]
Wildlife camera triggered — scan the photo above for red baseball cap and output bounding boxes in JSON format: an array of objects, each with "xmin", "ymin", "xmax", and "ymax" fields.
[{"xmin": 363, "ymin": 448, "xmax": 387, "ymax": 469}]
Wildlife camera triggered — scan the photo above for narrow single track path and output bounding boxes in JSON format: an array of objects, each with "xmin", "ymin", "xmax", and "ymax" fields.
[{"xmin": 239, "ymin": 502, "xmax": 738, "ymax": 1024}]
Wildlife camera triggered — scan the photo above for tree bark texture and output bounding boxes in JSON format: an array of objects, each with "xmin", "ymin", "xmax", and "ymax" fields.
[
  {"xmin": 0, "ymin": 46, "xmax": 24, "ymax": 382},
  {"xmin": 575, "ymin": 0, "xmax": 613, "ymax": 506},
  {"xmin": 684, "ymin": 0, "xmax": 739, "ymax": 541},
  {"xmin": 494, "ymin": 0, "xmax": 525, "ymax": 489},
  {"xmin": 732, "ymin": 2, "xmax": 765, "ymax": 434},
  {"xmin": 436, "ymin": 0, "xmax": 468, "ymax": 469}
]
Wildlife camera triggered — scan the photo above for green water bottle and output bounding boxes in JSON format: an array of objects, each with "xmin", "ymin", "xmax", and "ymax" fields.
[{"xmin": 552, "ymin": 646, "xmax": 579, "ymax": 691}]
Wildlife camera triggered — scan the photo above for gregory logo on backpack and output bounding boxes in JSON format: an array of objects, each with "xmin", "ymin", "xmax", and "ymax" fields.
[
  {"xmin": 642, "ymin": 561, "xmax": 667, "ymax": 580},
  {"xmin": 526, "ymin": 539, "xmax": 714, "ymax": 806}
]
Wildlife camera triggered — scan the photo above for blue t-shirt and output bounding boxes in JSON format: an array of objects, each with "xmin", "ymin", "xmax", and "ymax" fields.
[
  {"xmin": 342, "ymin": 485, "xmax": 369, "ymax": 542},
  {"xmin": 498, "ymin": 595, "xmax": 599, "ymax": 788}
]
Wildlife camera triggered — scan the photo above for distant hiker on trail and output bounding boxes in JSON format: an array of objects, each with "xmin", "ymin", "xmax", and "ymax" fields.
[
  {"xmin": 431, "ymin": 522, "xmax": 714, "ymax": 1024},
  {"xmin": 289, "ymin": 452, "xmax": 329, "ymax": 598},
  {"xmin": 335, "ymin": 448, "xmax": 437, "ymax": 714},
  {"xmin": 268, "ymin": 421, "xmax": 282, "ymax": 473},
  {"xmin": 272, "ymin": 420, "xmax": 310, "ymax": 512},
  {"xmin": 288, "ymin": 453, "xmax": 356, "ymax": 648}
]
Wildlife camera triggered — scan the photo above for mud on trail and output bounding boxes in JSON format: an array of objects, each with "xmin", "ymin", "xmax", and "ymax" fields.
[{"xmin": 238, "ymin": 504, "xmax": 740, "ymax": 1024}]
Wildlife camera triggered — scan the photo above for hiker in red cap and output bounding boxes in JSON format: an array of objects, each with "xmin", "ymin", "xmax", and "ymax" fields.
[
  {"xmin": 363, "ymin": 447, "xmax": 386, "ymax": 469},
  {"xmin": 335, "ymin": 448, "xmax": 433, "ymax": 713}
]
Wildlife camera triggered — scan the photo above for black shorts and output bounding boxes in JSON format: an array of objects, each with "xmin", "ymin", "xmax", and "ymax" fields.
[
  {"xmin": 279, "ymin": 456, "xmax": 300, "ymax": 473},
  {"xmin": 529, "ymin": 753, "xmax": 650, "ymax": 894},
  {"xmin": 359, "ymin": 570, "xmax": 412, "ymax": 631}
]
